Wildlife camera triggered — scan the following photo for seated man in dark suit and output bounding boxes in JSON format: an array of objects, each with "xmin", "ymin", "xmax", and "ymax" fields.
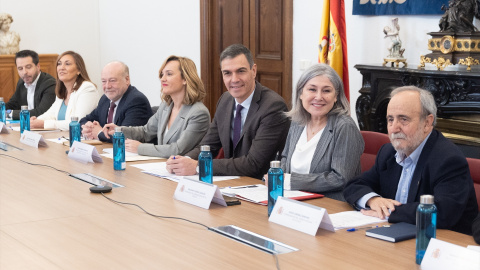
[
  {"xmin": 344, "ymin": 86, "xmax": 478, "ymax": 235},
  {"xmin": 80, "ymin": 61, "xmax": 152, "ymax": 142},
  {"xmin": 5, "ymin": 50, "xmax": 56, "ymax": 120},
  {"xmin": 166, "ymin": 44, "xmax": 290, "ymax": 179},
  {"xmin": 474, "ymin": 213, "xmax": 480, "ymax": 244}
]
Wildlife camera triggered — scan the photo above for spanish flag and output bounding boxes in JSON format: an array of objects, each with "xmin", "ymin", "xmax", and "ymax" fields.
[{"xmin": 319, "ymin": 0, "xmax": 349, "ymax": 100}]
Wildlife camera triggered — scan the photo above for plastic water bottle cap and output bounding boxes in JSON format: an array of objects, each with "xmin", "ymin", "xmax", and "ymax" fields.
[
  {"xmin": 21, "ymin": 105, "xmax": 28, "ymax": 110},
  {"xmin": 201, "ymin": 145, "xmax": 210, "ymax": 151},
  {"xmin": 115, "ymin": 127, "xmax": 122, "ymax": 132},
  {"xmin": 420, "ymin": 194, "xmax": 434, "ymax": 204},
  {"xmin": 71, "ymin": 116, "xmax": 79, "ymax": 121},
  {"xmin": 270, "ymin": 160, "xmax": 281, "ymax": 168}
]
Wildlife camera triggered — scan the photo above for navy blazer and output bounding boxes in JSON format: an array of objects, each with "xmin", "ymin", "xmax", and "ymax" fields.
[
  {"xmin": 473, "ymin": 213, "xmax": 480, "ymax": 244},
  {"xmin": 80, "ymin": 85, "xmax": 153, "ymax": 142},
  {"xmin": 6, "ymin": 72, "xmax": 56, "ymax": 120},
  {"xmin": 343, "ymin": 129, "xmax": 478, "ymax": 235},
  {"xmin": 186, "ymin": 81, "xmax": 290, "ymax": 179}
]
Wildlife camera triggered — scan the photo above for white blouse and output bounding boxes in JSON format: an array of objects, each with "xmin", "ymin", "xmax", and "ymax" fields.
[
  {"xmin": 290, "ymin": 127, "xmax": 324, "ymax": 174},
  {"xmin": 38, "ymin": 81, "xmax": 100, "ymax": 130}
]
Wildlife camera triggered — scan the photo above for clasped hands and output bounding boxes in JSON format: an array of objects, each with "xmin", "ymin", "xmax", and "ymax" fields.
[
  {"xmin": 81, "ymin": 122, "xmax": 141, "ymax": 153},
  {"xmin": 362, "ymin": 197, "xmax": 402, "ymax": 220},
  {"xmin": 29, "ymin": 116, "xmax": 44, "ymax": 129}
]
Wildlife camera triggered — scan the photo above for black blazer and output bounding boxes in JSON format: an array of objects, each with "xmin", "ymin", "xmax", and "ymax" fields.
[
  {"xmin": 344, "ymin": 129, "xmax": 478, "ymax": 235},
  {"xmin": 80, "ymin": 85, "xmax": 153, "ymax": 142},
  {"xmin": 186, "ymin": 81, "xmax": 290, "ymax": 179},
  {"xmin": 473, "ymin": 213, "xmax": 480, "ymax": 244},
  {"xmin": 6, "ymin": 72, "xmax": 56, "ymax": 120}
]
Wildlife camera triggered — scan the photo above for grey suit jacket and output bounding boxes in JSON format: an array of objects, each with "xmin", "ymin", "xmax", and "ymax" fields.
[
  {"xmin": 186, "ymin": 81, "xmax": 290, "ymax": 179},
  {"xmin": 281, "ymin": 114, "xmax": 364, "ymax": 201},
  {"xmin": 121, "ymin": 101, "xmax": 210, "ymax": 158}
]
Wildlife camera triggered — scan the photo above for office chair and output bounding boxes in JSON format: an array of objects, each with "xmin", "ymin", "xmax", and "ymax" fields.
[{"xmin": 360, "ymin": 131, "xmax": 391, "ymax": 172}]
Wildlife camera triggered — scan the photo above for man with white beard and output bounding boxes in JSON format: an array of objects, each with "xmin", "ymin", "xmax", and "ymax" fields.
[{"xmin": 343, "ymin": 86, "xmax": 478, "ymax": 235}]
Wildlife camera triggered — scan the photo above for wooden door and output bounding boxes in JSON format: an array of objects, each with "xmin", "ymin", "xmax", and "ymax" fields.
[{"xmin": 200, "ymin": 0, "xmax": 292, "ymax": 116}]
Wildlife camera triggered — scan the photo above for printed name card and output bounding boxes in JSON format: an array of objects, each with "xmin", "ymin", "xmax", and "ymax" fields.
[
  {"xmin": 19, "ymin": 130, "xmax": 47, "ymax": 148},
  {"xmin": 0, "ymin": 122, "xmax": 10, "ymax": 134},
  {"xmin": 68, "ymin": 141, "xmax": 103, "ymax": 164},
  {"xmin": 269, "ymin": 196, "xmax": 335, "ymax": 235},
  {"xmin": 421, "ymin": 238, "xmax": 480, "ymax": 270},
  {"xmin": 174, "ymin": 178, "xmax": 227, "ymax": 209}
]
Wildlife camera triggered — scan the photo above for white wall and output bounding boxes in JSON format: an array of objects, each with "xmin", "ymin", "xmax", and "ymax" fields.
[
  {"xmin": 0, "ymin": 0, "xmax": 102, "ymax": 88},
  {"xmin": 0, "ymin": 0, "xmax": 200, "ymax": 107},
  {"xmin": 1, "ymin": 0, "xmax": 463, "ymax": 123},
  {"xmin": 98, "ymin": 0, "xmax": 200, "ymax": 106}
]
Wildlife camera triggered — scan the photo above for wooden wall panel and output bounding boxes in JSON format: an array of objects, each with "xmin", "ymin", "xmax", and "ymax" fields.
[
  {"xmin": 201, "ymin": 0, "xmax": 292, "ymax": 115},
  {"xmin": 257, "ymin": 72, "xmax": 282, "ymax": 95},
  {"xmin": 255, "ymin": 0, "xmax": 282, "ymax": 60}
]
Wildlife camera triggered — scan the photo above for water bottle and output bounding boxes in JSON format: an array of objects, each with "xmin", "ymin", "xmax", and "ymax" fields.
[
  {"xmin": 268, "ymin": 160, "xmax": 284, "ymax": 216},
  {"xmin": 20, "ymin": 105, "xmax": 30, "ymax": 134},
  {"xmin": 113, "ymin": 127, "xmax": 126, "ymax": 170},
  {"xmin": 416, "ymin": 194, "xmax": 437, "ymax": 265},
  {"xmin": 69, "ymin": 116, "xmax": 81, "ymax": 147},
  {"xmin": 198, "ymin": 145, "xmax": 213, "ymax": 184},
  {"xmin": 0, "ymin": 97, "xmax": 5, "ymax": 123}
]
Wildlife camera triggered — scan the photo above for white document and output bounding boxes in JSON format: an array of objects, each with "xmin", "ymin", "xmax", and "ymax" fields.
[
  {"xmin": 11, "ymin": 126, "xmax": 20, "ymax": 132},
  {"xmin": 269, "ymin": 196, "xmax": 334, "ymax": 235},
  {"xmin": 467, "ymin": 245, "xmax": 480, "ymax": 253},
  {"xmin": 421, "ymin": 238, "xmax": 480, "ymax": 270},
  {"xmin": 46, "ymin": 137, "xmax": 69, "ymax": 144},
  {"xmin": 173, "ymin": 178, "xmax": 227, "ymax": 209},
  {"xmin": 133, "ymin": 162, "xmax": 239, "ymax": 182},
  {"xmin": 19, "ymin": 130, "xmax": 48, "ymax": 148},
  {"xmin": 0, "ymin": 122, "xmax": 10, "ymax": 134},
  {"xmin": 68, "ymin": 141, "xmax": 103, "ymax": 164},
  {"xmin": 220, "ymin": 185, "xmax": 319, "ymax": 205},
  {"xmin": 328, "ymin": 211, "xmax": 386, "ymax": 230},
  {"xmin": 101, "ymin": 148, "xmax": 163, "ymax": 162},
  {"xmin": 184, "ymin": 175, "xmax": 238, "ymax": 182}
]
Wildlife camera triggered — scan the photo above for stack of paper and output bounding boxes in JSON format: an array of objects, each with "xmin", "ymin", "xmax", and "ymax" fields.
[
  {"xmin": 328, "ymin": 211, "xmax": 386, "ymax": 230},
  {"xmin": 101, "ymin": 148, "xmax": 163, "ymax": 162},
  {"xmin": 130, "ymin": 162, "xmax": 239, "ymax": 182},
  {"xmin": 220, "ymin": 185, "xmax": 323, "ymax": 205}
]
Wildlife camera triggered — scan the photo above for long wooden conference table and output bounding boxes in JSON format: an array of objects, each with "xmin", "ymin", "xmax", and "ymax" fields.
[{"xmin": 0, "ymin": 128, "xmax": 476, "ymax": 269}]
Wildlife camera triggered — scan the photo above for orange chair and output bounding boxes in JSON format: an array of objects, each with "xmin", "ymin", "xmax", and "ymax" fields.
[
  {"xmin": 466, "ymin": 157, "xmax": 480, "ymax": 210},
  {"xmin": 360, "ymin": 131, "xmax": 391, "ymax": 172}
]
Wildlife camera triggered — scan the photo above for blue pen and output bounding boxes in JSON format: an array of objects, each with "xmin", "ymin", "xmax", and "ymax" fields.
[{"xmin": 347, "ymin": 225, "xmax": 383, "ymax": 232}]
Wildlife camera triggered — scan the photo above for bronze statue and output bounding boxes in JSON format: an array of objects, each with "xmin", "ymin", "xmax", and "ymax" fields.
[{"xmin": 439, "ymin": 0, "xmax": 480, "ymax": 32}]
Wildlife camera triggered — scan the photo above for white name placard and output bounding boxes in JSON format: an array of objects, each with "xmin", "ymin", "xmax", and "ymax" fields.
[
  {"xmin": 68, "ymin": 141, "xmax": 103, "ymax": 164},
  {"xmin": 421, "ymin": 238, "xmax": 480, "ymax": 270},
  {"xmin": 0, "ymin": 122, "xmax": 10, "ymax": 134},
  {"xmin": 269, "ymin": 196, "xmax": 335, "ymax": 235},
  {"xmin": 19, "ymin": 130, "xmax": 47, "ymax": 148},
  {"xmin": 174, "ymin": 178, "xmax": 227, "ymax": 209}
]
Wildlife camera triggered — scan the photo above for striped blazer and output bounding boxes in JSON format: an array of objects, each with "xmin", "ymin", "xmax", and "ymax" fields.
[{"xmin": 281, "ymin": 113, "xmax": 364, "ymax": 201}]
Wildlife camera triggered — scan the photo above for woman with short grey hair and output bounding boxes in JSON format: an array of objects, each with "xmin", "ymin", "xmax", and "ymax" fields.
[{"xmin": 280, "ymin": 63, "xmax": 364, "ymax": 201}]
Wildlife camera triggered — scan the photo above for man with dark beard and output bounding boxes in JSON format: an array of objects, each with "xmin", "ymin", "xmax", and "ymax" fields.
[
  {"xmin": 343, "ymin": 86, "xmax": 478, "ymax": 235},
  {"xmin": 5, "ymin": 50, "xmax": 56, "ymax": 120}
]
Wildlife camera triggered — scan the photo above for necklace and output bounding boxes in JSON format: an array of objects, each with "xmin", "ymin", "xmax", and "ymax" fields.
[{"xmin": 308, "ymin": 123, "xmax": 323, "ymax": 135}]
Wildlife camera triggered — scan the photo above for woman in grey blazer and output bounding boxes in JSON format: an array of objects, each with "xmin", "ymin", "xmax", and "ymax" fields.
[
  {"xmin": 104, "ymin": 56, "xmax": 210, "ymax": 158},
  {"xmin": 281, "ymin": 64, "xmax": 364, "ymax": 201}
]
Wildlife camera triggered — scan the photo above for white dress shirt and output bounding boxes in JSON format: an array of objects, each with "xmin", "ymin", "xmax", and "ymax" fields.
[{"xmin": 25, "ymin": 73, "xmax": 41, "ymax": 110}]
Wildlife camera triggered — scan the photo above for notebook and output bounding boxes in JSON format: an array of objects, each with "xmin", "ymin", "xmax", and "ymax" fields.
[{"xmin": 365, "ymin": 222, "xmax": 416, "ymax": 242}]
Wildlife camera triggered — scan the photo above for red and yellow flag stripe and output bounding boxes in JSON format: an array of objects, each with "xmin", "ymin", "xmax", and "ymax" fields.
[{"xmin": 319, "ymin": 0, "xmax": 349, "ymax": 100}]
